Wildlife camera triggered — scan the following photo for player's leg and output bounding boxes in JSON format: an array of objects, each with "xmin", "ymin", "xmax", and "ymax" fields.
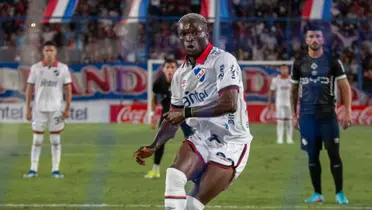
[
  {"xmin": 321, "ymin": 117, "xmax": 349, "ymax": 204},
  {"xmin": 276, "ymin": 105, "xmax": 284, "ymax": 144},
  {"xmin": 145, "ymin": 115, "xmax": 165, "ymax": 178},
  {"xmin": 187, "ymin": 143, "xmax": 250, "ymax": 209},
  {"xmin": 24, "ymin": 110, "xmax": 47, "ymax": 178},
  {"xmin": 300, "ymin": 115, "xmax": 324, "ymax": 203},
  {"xmin": 164, "ymin": 140, "xmax": 206, "ymax": 210},
  {"xmin": 48, "ymin": 111, "xmax": 65, "ymax": 178},
  {"xmin": 284, "ymin": 106, "xmax": 293, "ymax": 144}
]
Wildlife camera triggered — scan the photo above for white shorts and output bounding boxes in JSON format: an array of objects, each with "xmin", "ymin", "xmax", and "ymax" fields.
[
  {"xmin": 32, "ymin": 110, "xmax": 65, "ymax": 132},
  {"xmin": 276, "ymin": 105, "xmax": 291, "ymax": 120},
  {"xmin": 185, "ymin": 134, "xmax": 251, "ymax": 188}
]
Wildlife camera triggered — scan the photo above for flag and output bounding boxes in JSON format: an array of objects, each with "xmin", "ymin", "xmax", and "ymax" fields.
[
  {"xmin": 200, "ymin": 0, "xmax": 230, "ymax": 23},
  {"xmin": 121, "ymin": 0, "xmax": 150, "ymax": 24},
  {"xmin": 302, "ymin": 0, "xmax": 332, "ymax": 20},
  {"xmin": 42, "ymin": 0, "xmax": 79, "ymax": 23}
]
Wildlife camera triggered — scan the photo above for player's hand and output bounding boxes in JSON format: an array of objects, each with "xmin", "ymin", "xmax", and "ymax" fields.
[
  {"xmin": 132, "ymin": 146, "xmax": 155, "ymax": 165},
  {"xmin": 26, "ymin": 108, "xmax": 32, "ymax": 121},
  {"xmin": 63, "ymin": 109, "xmax": 69, "ymax": 120},
  {"xmin": 341, "ymin": 110, "xmax": 352, "ymax": 130},
  {"xmin": 163, "ymin": 110, "xmax": 185, "ymax": 125},
  {"xmin": 292, "ymin": 117, "xmax": 299, "ymax": 130}
]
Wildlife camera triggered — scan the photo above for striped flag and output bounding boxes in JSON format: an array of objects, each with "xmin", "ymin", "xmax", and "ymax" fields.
[
  {"xmin": 121, "ymin": 0, "xmax": 150, "ymax": 24},
  {"xmin": 302, "ymin": 0, "xmax": 332, "ymax": 20},
  {"xmin": 42, "ymin": 0, "xmax": 78, "ymax": 23},
  {"xmin": 200, "ymin": 0, "xmax": 230, "ymax": 23}
]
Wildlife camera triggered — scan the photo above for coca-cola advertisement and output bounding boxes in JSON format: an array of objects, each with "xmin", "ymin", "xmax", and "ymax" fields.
[{"xmin": 111, "ymin": 104, "xmax": 372, "ymax": 126}]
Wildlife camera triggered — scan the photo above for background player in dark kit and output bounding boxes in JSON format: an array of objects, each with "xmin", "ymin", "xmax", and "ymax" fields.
[
  {"xmin": 145, "ymin": 57, "xmax": 193, "ymax": 179},
  {"xmin": 290, "ymin": 24, "xmax": 352, "ymax": 204}
]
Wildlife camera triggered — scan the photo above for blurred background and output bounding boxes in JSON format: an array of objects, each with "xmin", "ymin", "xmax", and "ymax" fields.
[{"xmin": 0, "ymin": 0, "xmax": 371, "ymax": 209}]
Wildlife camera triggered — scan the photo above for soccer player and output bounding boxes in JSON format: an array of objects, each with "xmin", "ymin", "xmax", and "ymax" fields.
[
  {"xmin": 145, "ymin": 57, "xmax": 194, "ymax": 179},
  {"xmin": 290, "ymin": 25, "xmax": 351, "ymax": 204},
  {"xmin": 268, "ymin": 64, "xmax": 293, "ymax": 144},
  {"xmin": 24, "ymin": 41, "xmax": 72, "ymax": 178},
  {"xmin": 133, "ymin": 13, "xmax": 253, "ymax": 210}
]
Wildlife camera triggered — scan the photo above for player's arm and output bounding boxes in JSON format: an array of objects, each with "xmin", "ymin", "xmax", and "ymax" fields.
[
  {"xmin": 182, "ymin": 53, "xmax": 240, "ymax": 119},
  {"xmin": 334, "ymin": 59, "xmax": 352, "ymax": 129},
  {"xmin": 63, "ymin": 65, "xmax": 72, "ymax": 119},
  {"xmin": 268, "ymin": 78, "xmax": 276, "ymax": 109},
  {"xmin": 290, "ymin": 61, "xmax": 300, "ymax": 118},
  {"xmin": 25, "ymin": 66, "xmax": 36, "ymax": 121}
]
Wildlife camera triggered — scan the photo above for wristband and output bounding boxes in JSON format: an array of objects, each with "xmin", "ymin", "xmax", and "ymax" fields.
[{"xmin": 184, "ymin": 107, "xmax": 193, "ymax": 118}]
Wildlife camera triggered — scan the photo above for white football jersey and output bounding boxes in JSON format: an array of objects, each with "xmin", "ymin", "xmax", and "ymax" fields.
[
  {"xmin": 27, "ymin": 61, "xmax": 71, "ymax": 112},
  {"xmin": 171, "ymin": 44, "xmax": 253, "ymax": 144},
  {"xmin": 270, "ymin": 75, "xmax": 291, "ymax": 106}
]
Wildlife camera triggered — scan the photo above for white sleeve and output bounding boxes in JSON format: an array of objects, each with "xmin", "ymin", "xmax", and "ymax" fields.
[
  {"xmin": 63, "ymin": 64, "xmax": 72, "ymax": 84},
  {"xmin": 215, "ymin": 53, "xmax": 241, "ymax": 95},
  {"xmin": 170, "ymin": 70, "xmax": 184, "ymax": 109},
  {"xmin": 270, "ymin": 77, "xmax": 277, "ymax": 91},
  {"xmin": 27, "ymin": 65, "xmax": 37, "ymax": 84}
]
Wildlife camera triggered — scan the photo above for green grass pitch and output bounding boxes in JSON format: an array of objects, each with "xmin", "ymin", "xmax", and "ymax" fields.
[{"xmin": 0, "ymin": 123, "xmax": 371, "ymax": 210}]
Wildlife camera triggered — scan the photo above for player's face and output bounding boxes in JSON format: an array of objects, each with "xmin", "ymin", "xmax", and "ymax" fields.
[
  {"xmin": 280, "ymin": 65, "xmax": 289, "ymax": 76},
  {"xmin": 305, "ymin": 31, "xmax": 324, "ymax": 51},
  {"xmin": 163, "ymin": 62, "xmax": 177, "ymax": 82},
  {"xmin": 178, "ymin": 21, "xmax": 209, "ymax": 57},
  {"xmin": 43, "ymin": 45, "xmax": 57, "ymax": 61}
]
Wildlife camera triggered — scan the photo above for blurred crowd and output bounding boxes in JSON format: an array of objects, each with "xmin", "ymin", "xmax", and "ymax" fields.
[{"xmin": 0, "ymin": 0, "xmax": 371, "ymax": 93}]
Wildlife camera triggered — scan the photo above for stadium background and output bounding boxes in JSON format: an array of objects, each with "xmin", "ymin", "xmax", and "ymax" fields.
[{"xmin": 0, "ymin": 0, "xmax": 372, "ymax": 209}]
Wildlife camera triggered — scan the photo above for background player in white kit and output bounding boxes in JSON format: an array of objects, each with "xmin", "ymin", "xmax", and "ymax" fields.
[
  {"xmin": 133, "ymin": 13, "xmax": 252, "ymax": 210},
  {"xmin": 268, "ymin": 65, "xmax": 293, "ymax": 144},
  {"xmin": 24, "ymin": 41, "xmax": 72, "ymax": 178}
]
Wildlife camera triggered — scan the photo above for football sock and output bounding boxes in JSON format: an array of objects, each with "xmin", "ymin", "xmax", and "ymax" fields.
[
  {"xmin": 164, "ymin": 168, "xmax": 187, "ymax": 210},
  {"xmin": 154, "ymin": 144, "xmax": 165, "ymax": 165},
  {"xmin": 308, "ymin": 150, "xmax": 322, "ymax": 194},
  {"xmin": 31, "ymin": 133, "xmax": 43, "ymax": 172},
  {"xmin": 277, "ymin": 120, "xmax": 284, "ymax": 142},
  {"xmin": 50, "ymin": 134, "xmax": 61, "ymax": 172},
  {"xmin": 186, "ymin": 195, "xmax": 205, "ymax": 210},
  {"xmin": 327, "ymin": 149, "xmax": 343, "ymax": 193},
  {"xmin": 286, "ymin": 120, "xmax": 293, "ymax": 141},
  {"xmin": 152, "ymin": 164, "xmax": 160, "ymax": 172}
]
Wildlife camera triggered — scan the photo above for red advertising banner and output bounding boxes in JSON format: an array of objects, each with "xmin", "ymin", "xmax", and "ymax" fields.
[{"xmin": 110, "ymin": 104, "xmax": 372, "ymax": 126}]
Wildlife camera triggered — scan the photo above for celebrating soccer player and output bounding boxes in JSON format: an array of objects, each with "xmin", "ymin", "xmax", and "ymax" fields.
[
  {"xmin": 24, "ymin": 41, "xmax": 72, "ymax": 178},
  {"xmin": 145, "ymin": 57, "xmax": 193, "ymax": 179},
  {"xmin": 268, "ymin": 64, "xmax": 293, "ymax": 144},
  {"xmin": 133, "ymin": 13, "xmax": 253, "ymax": 210},
  {"xmin": 290, "ymin": 25, "xmax": 351, "ymax": 204}
]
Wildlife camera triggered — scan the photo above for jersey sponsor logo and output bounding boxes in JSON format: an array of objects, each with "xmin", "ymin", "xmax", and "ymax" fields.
[
  {"xmin": 218, "ymin": 65, "xmax": 224, "ymax": 81},
  {"xmin": 40, "ymin": 79, "xmax": 58, "ymax": 87},
  {"xmin": 230, "ymin": 64, "xmax": 236, "ymax": 79},
  {"xmin": 182, "ymin": 90, "xmax": 209, "ymax": 107},
  {"xmin": 193, "ymin": 68, "xmax": 206, "ymax": 82},
  {"xmin": 300, "ymin": 77, "xmax": 330, "ymax": 84}
]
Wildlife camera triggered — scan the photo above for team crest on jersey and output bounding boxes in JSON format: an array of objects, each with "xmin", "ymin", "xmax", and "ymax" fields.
[
  {"xmin": 181, "ymin": 80, "xmax": 187, "ymax": 89},
  {"xmin": 53, "ymin": 69, "xmax": 60, "ymax": 76},
  {"xmin": 311, "ymin": 63, "xmax": 318, "ymax": 70},
  {"xmin": 193, "ymin": 68, "xmax": 206, "ymax": 82}
]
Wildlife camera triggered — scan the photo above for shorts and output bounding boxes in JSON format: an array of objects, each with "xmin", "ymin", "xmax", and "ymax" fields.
[
  {"xmin": 185, "ymin": 134, "xmax": 250, "ymax": 188},
  {"xmin": 299, "ymin": 114, "xmax": 340, "ymax": 152},
  {"xmin": 32, "ymin": 110, "xmax": 65, "ymax": 132},
  {"xmin": 276, "ymin": 105, "xmax": 291, "ymax": 120}
]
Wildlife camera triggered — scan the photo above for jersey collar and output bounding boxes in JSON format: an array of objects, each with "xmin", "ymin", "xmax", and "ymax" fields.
[
  {"xmin": 182, "ymin": 43, "xmax": 213, "ymax": 67},
  {"xmin": 42, "ymin": 60, "xmax": 58, "ymax": 67}
]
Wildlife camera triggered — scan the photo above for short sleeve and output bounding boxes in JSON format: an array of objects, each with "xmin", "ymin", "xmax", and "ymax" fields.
[
  {"xmin": 27, "ymin": 65, "xmax": 37, "ymax": 84},
  {"xmin": 63, "ymin": 65, "xmax": 72, "ymax": 85},
  {"xmin": 270, "ymin": 77, "xmax": 277, "ymax": 91},
  {"xmin": 333, "ymin": 59, "xmax": 347, "ymax": 81},
  {"xmin": 170, "ymin": 70, "xmax": 184, "ymax": 109},
  {"xmin": 215, "ymin": 53, "xmax": 241, "ymax": 95},
  {"xmin": 290, "ymin": 60, "xmax": 300, "ymax": 84}
]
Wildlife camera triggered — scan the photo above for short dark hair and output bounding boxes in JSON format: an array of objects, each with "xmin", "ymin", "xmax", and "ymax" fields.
[
  {"xmin": 303, "ymin": 23, "xmax": 324, "ymax": 35},
  {"xmin": 163, "ymin": 57, "xmax": 178, "ymax": 66},
  {"xmin": 178, "ymin": 13, "xmax": 208, "ymax": 31},
  {"xmin": 43, "ymin": 40, "xmax": 57, "ymax": 48}
]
